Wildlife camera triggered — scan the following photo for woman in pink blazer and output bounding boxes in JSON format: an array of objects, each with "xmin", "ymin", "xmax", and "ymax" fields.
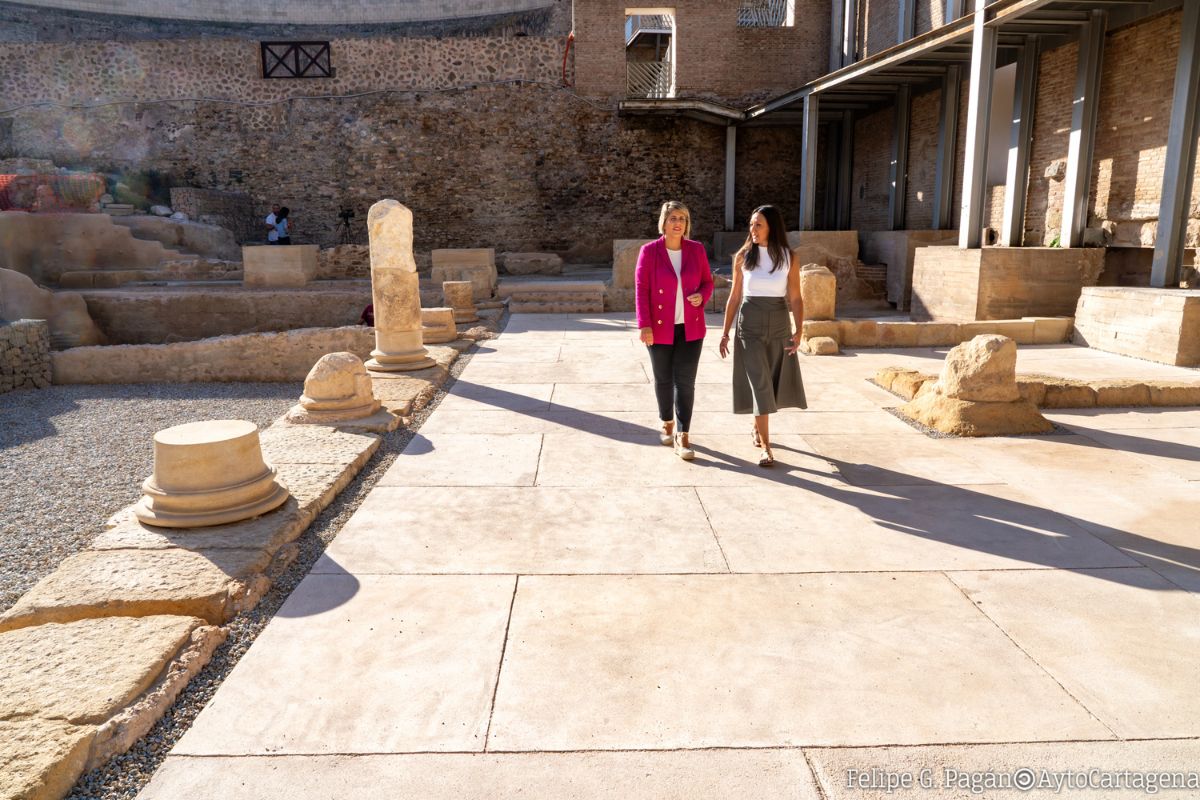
[{"xmin": 635, "ymin": 200, "xmax": 714, "ymax": 460}]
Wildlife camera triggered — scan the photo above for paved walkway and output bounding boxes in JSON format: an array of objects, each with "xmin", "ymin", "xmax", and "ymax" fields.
[{"xmin": 141, "ymin": 314, "xmax": 1200, "ymax": 799}]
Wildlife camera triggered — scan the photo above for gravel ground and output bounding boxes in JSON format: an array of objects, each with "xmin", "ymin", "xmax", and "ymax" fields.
[
  {"xmin": 63, "ymin": 335, "xmax": 487, "ymax": 800},
  {"xmin": 0, "ymin": 383, "xmax": 299, "ymax": 612}
]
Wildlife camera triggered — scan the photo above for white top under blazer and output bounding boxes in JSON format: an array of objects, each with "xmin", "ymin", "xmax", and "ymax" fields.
[{"xmin": 741, "ymin": 246, "xmax": 790, "ymax": 297}]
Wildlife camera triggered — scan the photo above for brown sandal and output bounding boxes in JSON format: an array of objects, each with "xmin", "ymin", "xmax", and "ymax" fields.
[
  {"xmin": 757, "ymin": 448, "xmax": 774, "ymax": 468},
  {"xmin": 752, "ymin": 426, "xmax": 762, "ymax": 449}
]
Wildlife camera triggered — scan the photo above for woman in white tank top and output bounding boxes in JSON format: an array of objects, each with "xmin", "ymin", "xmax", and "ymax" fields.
[{"xmin": 718, "ymin": 205, "xmax": 808, "ymax": 467}]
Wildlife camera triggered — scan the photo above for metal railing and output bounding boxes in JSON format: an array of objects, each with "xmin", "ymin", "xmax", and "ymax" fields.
[
  {"xmin": 736, "ymin": 0, "xmax": 793, "ymax": 27},
  {"xmin": 624, "ymin": 14, "xmax": 673, "ymax": 44},
  {"xmin": 626, "ymin": 60, "xmax": 673, "ymax": 99}
]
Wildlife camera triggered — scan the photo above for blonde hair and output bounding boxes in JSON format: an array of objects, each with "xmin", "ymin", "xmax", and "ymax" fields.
[{"xmin": 657, "ymin": 200, "xmax": 692, "ymax": 239}]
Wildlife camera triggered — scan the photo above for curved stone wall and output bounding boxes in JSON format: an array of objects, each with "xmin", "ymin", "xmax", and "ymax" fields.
[{"xmin": 3, "ymin": 0, "xmax": 554, "ymax": 25}]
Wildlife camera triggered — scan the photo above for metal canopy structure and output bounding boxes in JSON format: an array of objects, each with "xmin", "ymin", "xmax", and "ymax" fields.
[{"xmin": 744, "ymin": 0, "xmax": 1157, "ymax": 125}]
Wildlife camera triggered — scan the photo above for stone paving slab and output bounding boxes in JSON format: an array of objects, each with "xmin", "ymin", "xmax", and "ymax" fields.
[
  {"xmin": 93, "ymin": 500, "xmax": 313, "ymax": 553},
  {"xmin": 699, "ymin": 484, "xmax": 1137, "ymax": 573},
  {"xmin": 806, "ymin": 739, "xmax": 1200, "ymax": 799},
  {"xmin": 376, "ymin": 432, "xmax": 543, "ymax": 487},
  {"xmin": 950, "ymin": 568, "xmax": 1200, "ymax": 738},
  {"xmin": 535, "ymin": 432, "xmax": 842, "ymax": 487},
  {"xmin": 802, "ymin": 434, "xmax": 1006, "ymax": 486},
  {"xmin": 547, "ymin": 382, "xmax": 656, "ymax": 412},
  {"xmin": 139, "ymin": 750, "xmax": 822, "ymax": 799},
  {"xmin": 173, "ymin": 575, "xmax": 515, "ymax": 756},
  {"xmin": 0, "ymin": 548, "xmax": 272, "ymax": 632},
  {"xmin": 0, "ymin": 719, "xmax": 95, "ymax": 800},
  {"xmin": 1052, "ymin": 426, "xmax": 1200, "ymax": 481},
  {"xmin": 316, "ymin": 487, "xmax": 727, "ymax": 574},
  {"xmin": 0, "ymin": 616, "xmax": 205, "ymax": 724},
  {"xmin": 487, "ymin": 574, "xmax": 1112, "ymax": 751},
  {"xmin": 458, "ymin": 359, "xmax": 648, "ymax": 385},
  {"xmin": 435, "ymin": 382, "xmax": 555, "ymax": 412},
  {"xmin": 419, "ymin": 408, "xmax": 661, "ymax": 436},
  {"xmin": 941, "ymin": 434, "xmax": 1177, "ymax": 491},
  {"xmin": 1047, "ymin": 407, "xmax": 1200, "ymax": 430},
  {"xmin": 259, "ymin": 425, "xmax": 380, "ymax": 467}
]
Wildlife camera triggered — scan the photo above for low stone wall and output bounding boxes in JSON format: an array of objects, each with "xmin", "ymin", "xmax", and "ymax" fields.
[
  {"xmin": 877, "ymin": 366, "xmax": 1200, "ymax": 409},
  {"xmin": 0, "ymin": 318, "xmax": 51, "ymax": 393},
  {"xmin": 169, "ymin": 188, "xmax": 261, "ymax": 245},
  {"xmin": 317, "ymin": 245, "xmax": 371, "ymax": 280},
  {"xmin": 79, "ymin": 285, "xmax": 371, "ymax": 344},
  {"xmin": 52, "ymin": 325, "xmax": 376, "ymax": 384},
  {"xmin": 1073, "ymin": 287, "xmax": 1200, "ymax": 367},
  {"xmin": 860, "ymin": 230, "xmax": 958, "ymax": 311},
  {"xmin": 801, "ymin": 317, "xmax": 1073, "ymax": 349},
  {"xmin": 911, "ymin": 247, "xmax": 1105, "ymax": 322}
]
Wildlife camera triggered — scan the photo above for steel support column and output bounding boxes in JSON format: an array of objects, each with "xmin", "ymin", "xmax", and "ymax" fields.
[
  {"xmin": 800, "ymin": 93, "xmax": 820, "ymax": 231},
  {"xmin": 842, "ymin": 0, "xmax": 858, "ymax": 66},
  {"xmin": 899, "ymin": 0, "xmax": 916, "ymax": 43},
  {"xmin": 824, "ymin": 122, "xmax": 839, "ymax": 228},
  {"xmin": 959, "ymin": 3, "xmax": 996, "ymax": 248},
  {"xmin": 933, "ymin": 65, "xmax": 961, "ymax": 230},
  {"xmin": 889, "ymin": 85, "xmax": 912, "ymax": 230},
  {"xmin": 1001, "ymin": 36, "xmax": 1040, "ymax": 247},
  {"xmin": 724, "ymin": 125, "xmax": 737, "ymax": 231},
  {"xmin": 946, "ymin": 0, "xmax": 961, "ymax": 23},
  {"xmin": 1060, "ymin": 11, "xmax": 1106, "ymax": 248},
  {"xmin": 838, "ymin": 109, "xmax": 855, "ymax": 230},
  {"xmin": 830, "ymin": 0, "xmax": 845, "ymax": 71},
  {"xmin": 1151, "ymin": 0, "xmax": 1200, "ymax": 287}
]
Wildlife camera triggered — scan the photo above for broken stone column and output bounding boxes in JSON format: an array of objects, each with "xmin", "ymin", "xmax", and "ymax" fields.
[
  {"xmin": 798, "ymin": 264, "xmax": 837, "ymax": 320},
  {"xmin": 286, "ymin": 352, "xmax": 382, "ymax": 424},
  {"xmin": 443, "ymin": 280, "xmax": 479, "ymax": 324},
  {"xmin": 422, "ymin": 307, "xmax": 458, "ymax": 344},
  {"xmin": 899, "ymin": 334, "xmax": 1053, "ymax": 436},
  {"xmin": 365, "ymin": 200, "xmax": 435, "ymax": 372},
  {"xmin": 134, "ymin": 420, "xmax": 290, "ymax": 528}
]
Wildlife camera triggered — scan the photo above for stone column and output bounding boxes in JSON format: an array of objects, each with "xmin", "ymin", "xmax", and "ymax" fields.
[
  {"xmin": 443, "ymin": 281, "xmax": 479, "ymax": 324},
  {"xmin": 366, "ymin": 200, "xmax": 435, "ymax": 372}
]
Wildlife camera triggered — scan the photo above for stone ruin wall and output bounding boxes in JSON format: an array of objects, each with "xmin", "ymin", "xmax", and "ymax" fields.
[
  {"xmin": 0, "ymin": 34, "xmax": 805, "ymax": 261},
  {"xmin": 0, "ymin": 319, "xmax": 51, "ymax": 394},
  {"xmin": 169, "ymin": 188, "xmax": 261, "ymax": 244}
]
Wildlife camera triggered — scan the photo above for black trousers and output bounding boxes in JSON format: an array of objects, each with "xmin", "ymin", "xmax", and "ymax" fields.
[{"xmin": 646, "ymin": 323, "xmax": 703, "ymax": 432}]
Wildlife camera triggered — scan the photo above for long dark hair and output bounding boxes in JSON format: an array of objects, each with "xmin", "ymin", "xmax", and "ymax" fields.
[{"xmin": 736, "ymin": 204, "xmax": 789, "ymax": 273}]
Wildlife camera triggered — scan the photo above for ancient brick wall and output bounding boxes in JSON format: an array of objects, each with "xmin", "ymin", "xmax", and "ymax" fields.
[
  {"xmin": 1, "ymin": 32, "xmax": 810, "ymax": 259},
  {"xmin": 851, "ymin": 105, "xmax": 893, "ymax": 231},
  {"xmin": 572, "ymin": 0, "xmax": 830, "ymax": 103},
  {"xmin": 914, "ymin": 0, "xmax": 947, "ymax": 37},
  {"xmin": 904, "ymin": 86, "xmax": 940, "ymax": 230},
  {"xmin": 1024, "ymin": 9, "xmax": 1198, "ymax": 248},
  {"xmin": 1023, "ymin": 39, "xmax": 1075, "ymax": 247},
  {"xmin": 0, "ymin": 0, "xmax": 569, "ymax": 40},
  {"xmin": 1089, "ymin": 9, "xmax": 1198, "ymax": 248},
  {"xmin": 0, "ymin": 319, "xmax": 51, "ymax": 394},
  {"xmin": 862, "ymin": 0, "xmax": 900, "ymax": 57},
  {"xmin": 170, "ymin": 188, "xmax": 261, "ymax": 244}
]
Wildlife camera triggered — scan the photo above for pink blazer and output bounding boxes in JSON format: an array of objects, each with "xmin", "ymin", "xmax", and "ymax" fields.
[{"xmin": 634, "ymin": 237, "xmax": 714, "ymax": 344}]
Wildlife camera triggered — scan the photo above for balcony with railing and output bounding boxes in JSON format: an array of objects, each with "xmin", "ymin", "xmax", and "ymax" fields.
[
  {"xmin": 736, "ymin": 0, "xmax": 794, "ymax": 27},
  {"xmin": 626, "ymin": 59, "xmax": 673, "ymax": 99}
]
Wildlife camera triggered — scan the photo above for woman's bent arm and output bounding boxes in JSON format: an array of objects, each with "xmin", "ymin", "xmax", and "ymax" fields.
[
  {"xmin": 785, "ymin": 259, "xmax": 805, "ymax": 352},
  {"xmin": 719, "ymin": 256, "xmax": 744, "ymax": 358}
]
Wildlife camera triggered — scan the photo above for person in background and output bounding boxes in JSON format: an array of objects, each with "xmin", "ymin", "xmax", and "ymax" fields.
[
  {"xmin": 273, "ymin": 207, "xmax": 291, "ymax": 245},
  {"xmin": 635, "ymin": 200, "xmax": 714, "ymax": 461},
  {"xmin": 264, "ymin": 204, "xmax": 280, "ymax": 243},
  {"xmin": 718, "ymin": 204, "xmax": 806, "ymax": 468}
]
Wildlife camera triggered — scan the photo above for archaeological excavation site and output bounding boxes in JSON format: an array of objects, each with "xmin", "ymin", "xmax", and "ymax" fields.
[{"xmin": 2, "ymin": 1, "xmax": 1199, "ymax": 799}]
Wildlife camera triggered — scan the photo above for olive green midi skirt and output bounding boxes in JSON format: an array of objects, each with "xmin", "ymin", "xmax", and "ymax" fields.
[{"xmin": 732, "ymin": 296, "xmax": 807, "ymax": 415}]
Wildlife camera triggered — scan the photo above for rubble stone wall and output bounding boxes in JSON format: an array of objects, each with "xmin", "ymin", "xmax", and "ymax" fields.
[{"xmin": 0, "ymin": 319, "xmax": 51, "ymax": 394}]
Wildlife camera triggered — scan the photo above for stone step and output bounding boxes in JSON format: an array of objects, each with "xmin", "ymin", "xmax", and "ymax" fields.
[
  {"xmin": 496, "ymin": 279, "xmax": 605, "ymax": 300},
  {"xmin": 509, "ymin": 299, "xmax": 605, "ymax": 314}
]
